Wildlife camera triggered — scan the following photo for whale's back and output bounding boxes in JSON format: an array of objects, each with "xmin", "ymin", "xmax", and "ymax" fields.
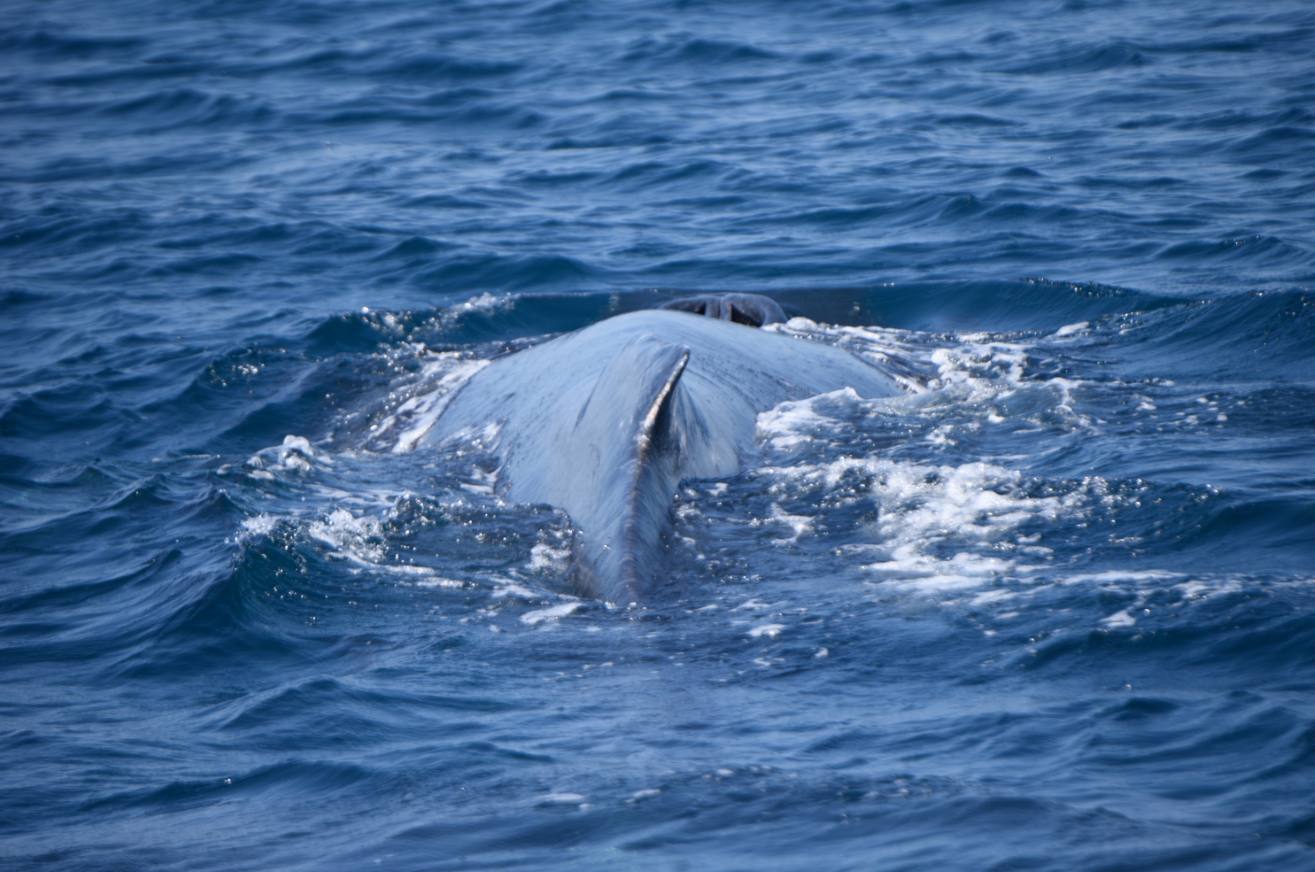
[{"xmin": 423, "ymin": 310, "xmax": 899, "ymax": 599}]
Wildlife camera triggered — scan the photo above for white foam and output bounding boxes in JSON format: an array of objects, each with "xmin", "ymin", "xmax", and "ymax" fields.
[
  {"xmin": 748, "ymin": 623, "xmax": 784, "ymax": 638},
  {"xmin": 241, "ymin": 513, "xmax": 277, "ymax": 534},
  {"xmin": 383, "ymin": 356, "xmax": 490, "ymax": 454},
  {"xmin": 758, "ymin": 457, "xmax": 1080, "ymax": 593},
  {"xmin": 415, "ymin": 576, "xmax": 473, "ymax": 589},
  {"xmin": 627, "ymin": 789, "xmax": 662, "ymax": 803},
  {"xmin": 237, "ymin": 513, "xmax": 279, "ymax": 542},
  {"xmin": 776, "ymin": 319, "xmax": 934, "ymax": 393},
  {"xmin": 1173, "ymin": 577, "xmax": 1242, "ymax": 599},
  {"xmin": 459, "ymin": 465, "xmax": 498, "ymax": 495},
  {"xmin": 307, "ymin": 508, "xmax": 386, "ymax": 564},
  {"xmin": 1060, "ymin": 570, "xmax": 1180, "ymax": 584},
  {"xmin": 246, "ymin": 434, "xmax": 331, "ymax": 476},
  {"xmin": 761, "ymin": 503, "xmax": 813, "ymax": 544},
  {"xmin": 450, "ymin": 292, "xmax": 510, "ymax": 317},
  {"xmin": 492, "ymin": 581, "xmax": 538, "ymax": 600},
  {"xmin": 528, "ymin": 540, "xmax": 571, "ymax": 573},
  {"xmin": 779, "ymin": 316, "xmax": 818, "ymax": 332},
  {"xmin": 970, "ymin": 588, "xmax": 1017, "ymax": 605},
  {"xmin": 521, "ymin": 602, "xmax": 582, "ymax": 625},
  {"xmin": 538, "ymin": 792, "xmax": 586, "ymax": 805},
  {"xmin": 1102, "ymin": 609, "xmax": 1137, "ymax": 628},
  {"xmin": 770, "ymin": 318, "xmax": 1106, "ymax": 438},
  {"xmin": 928, "ymin": 341, "xmax": 1029, "ymax": 407},
  {"xmin": 756, "ymin": 388, "xmax": 861, "ymax": 451},
  {"xmin": 675, "ymin": 502, "xmax": 702, "ymax": 523},
  {"xmin": 382, "ymin": 564, "xmax": 432, "ymax": 577}
]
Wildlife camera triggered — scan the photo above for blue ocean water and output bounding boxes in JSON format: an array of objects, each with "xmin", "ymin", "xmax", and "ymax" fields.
[{"xmin": 3, "ymin": 0, "xmax": 1315, "ymax": 868}]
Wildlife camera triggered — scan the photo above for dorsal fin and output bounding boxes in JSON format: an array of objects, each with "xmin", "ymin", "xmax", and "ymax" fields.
[
  {"xmin": 574, "ymin": 336, "xmax": 690, "ymax": 601},
  {"xmin": 634, "ymin": 347, "xmax": 689, "ymax": 460},
  {"xmin": 503, "ymin": 333, "xmax": 691, "ymax": 602}
]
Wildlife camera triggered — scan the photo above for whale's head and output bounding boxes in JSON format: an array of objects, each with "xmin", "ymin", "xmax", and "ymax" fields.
[{"xmin": 659, "ymin": 293, "xmax": 786, "ymax": 328}]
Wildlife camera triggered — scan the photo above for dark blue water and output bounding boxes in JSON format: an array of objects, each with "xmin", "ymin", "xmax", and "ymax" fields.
[{"xmin": 3, "ymin": 1, "xmax": 1315, "ymax": 868}]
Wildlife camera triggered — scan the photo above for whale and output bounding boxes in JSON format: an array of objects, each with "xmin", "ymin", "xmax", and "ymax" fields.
[{"xmin": 421, "ymin": 295, "xmax": 900, "ymax": 602}]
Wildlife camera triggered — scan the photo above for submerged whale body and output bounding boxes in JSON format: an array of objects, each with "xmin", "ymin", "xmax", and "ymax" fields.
[{"xmin": 423, "ymin": 296, "xmax": 900, "ymax": 602}]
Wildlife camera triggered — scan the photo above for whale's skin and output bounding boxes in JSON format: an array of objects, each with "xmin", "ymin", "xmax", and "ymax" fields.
[{"xmin": 422, "ymin": 308, "xmax": 899, "ymax": 602}]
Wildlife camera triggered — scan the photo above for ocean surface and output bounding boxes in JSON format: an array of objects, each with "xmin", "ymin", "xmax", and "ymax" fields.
[{"xmin": 3, "ymin": 0, "xmax": 1315, "ymax": 869}]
